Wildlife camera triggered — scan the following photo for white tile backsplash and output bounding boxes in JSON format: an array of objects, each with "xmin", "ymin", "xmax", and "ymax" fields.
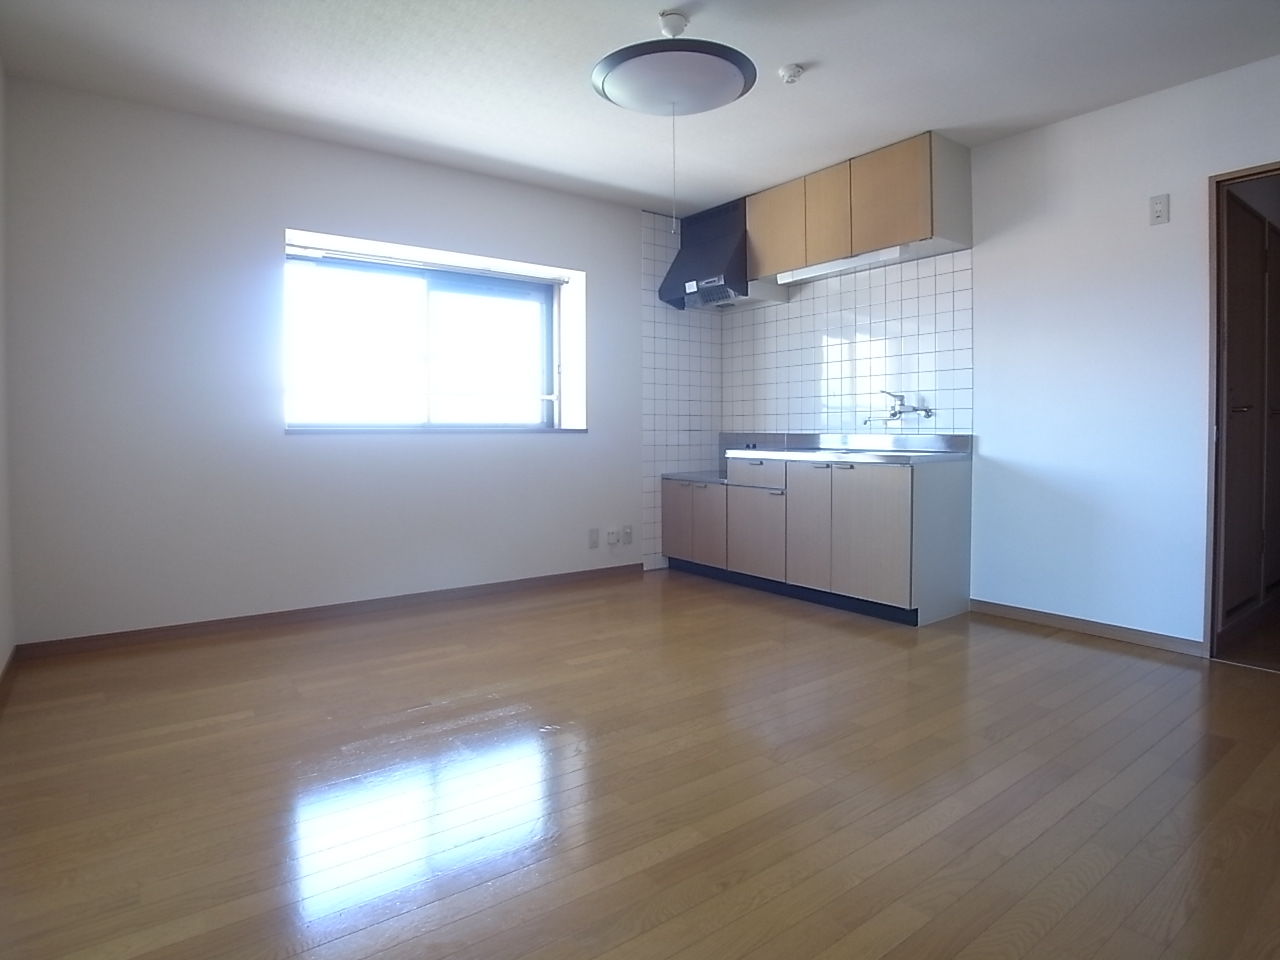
[
  {"xmin": 640, "ymin": 211, "xmax": 722, "ymax": 568},
  {"xmin": 720, "ymin": 251, "xmax": 973, "ymax": 435},
  {"xmin": 639, "ymin": 212, "xmax": 974, "ymax": 567}
]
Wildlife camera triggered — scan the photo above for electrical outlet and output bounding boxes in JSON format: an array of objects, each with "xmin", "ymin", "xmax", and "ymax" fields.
[
  {"xmin": 1150, "ymin": 193, "xmax": 1170, "ymax": 225},
  {"xmin": 589, "ymin": 528, "xmax": 599, "ymax": 549},
  {"xmin": 607, "ymin": 529, "xmax": 620, "ymax": 545},
  {"xmin": 622, "ymin": 525, "xmax": 633, "ymax": 545}
]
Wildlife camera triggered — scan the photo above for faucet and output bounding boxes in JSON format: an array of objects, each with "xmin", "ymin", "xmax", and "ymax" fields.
[{"xmin": 864, "ymin": 390, "xmax": 934, "ymax": 424}]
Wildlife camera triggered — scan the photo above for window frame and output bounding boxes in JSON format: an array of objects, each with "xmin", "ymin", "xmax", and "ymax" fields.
[{"xmin": 282, "ymin": 231, "xmax": 584, "ymax": 434}]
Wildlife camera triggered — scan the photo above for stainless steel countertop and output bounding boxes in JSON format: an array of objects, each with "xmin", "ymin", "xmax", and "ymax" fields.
[{"xmin": 725, "ymin": 448, "xmax": 969, "ymax": 465}]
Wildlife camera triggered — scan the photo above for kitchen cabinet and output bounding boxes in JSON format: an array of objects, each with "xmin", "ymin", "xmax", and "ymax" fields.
[
  {"xmin": 661, "ymin": 479, "xmax": 693, "ymax": 561},
  {"xmin": 661, "ymin": 478, "xmax": 726, "ymax": 568},
  {"xmin": 727, "ymin": 457, "xmax": 786, "ymax": 488},
  {"xmin": 830, "ymin": 463, "xmax": 913, "ymax": 608},
  {"xmin": 804, "ymin": 161, "xmax": 852, "ymax": 266},
  {"xmin": 746, "ymin": 177, "xmax": 806, "ymax": 279},
  {"xmin": 728, "ymin": 484, "xmax": 786, "ymax": 582},
  {"xmin": 848, "ymin": 131, "xmax": 971, "ymax": 261},
  {"xmin": 785, "ymin": 461, "xmax": 832, "ymax": 591},
  {"xmin": 691, "ymin": 482, "xmax": 728, "ymax": 567},
  {"xmin": 745, "ymin": 131, "xmax": 971, "ymax": 280},
  {"xmin": 848, "ymin": 135, "xmax": 932, "ymax": 254},
  {"xmin": 723, "ymin": 448, "xmax": 972, "ymax": 624}
]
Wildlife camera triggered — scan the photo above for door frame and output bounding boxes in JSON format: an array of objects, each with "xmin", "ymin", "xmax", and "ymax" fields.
[{"xmin": 1208, "ymin": 160, "xmax": 1280, "ymax": 658}]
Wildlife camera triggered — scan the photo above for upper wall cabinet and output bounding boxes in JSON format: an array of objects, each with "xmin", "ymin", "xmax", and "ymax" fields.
[
  {"xmin": 746, "ymin": 176, "xmax": 806, "ymax": 279},
  {"xmin": 805, "ymin": 160, "xmax": 853, "ymax": 265},
  {"xmin": 745, "ymin": 131, "xmax": 972, "ymax": 282}
]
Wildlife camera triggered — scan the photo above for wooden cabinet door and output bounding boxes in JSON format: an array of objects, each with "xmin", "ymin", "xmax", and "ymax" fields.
[
  {"xmin": 785, "ymin": 462, "xmax": 832, "ymax": 591},
  {"xmin": 848, "ymin": 133, "xmax": 932, "ymax": 256},
  {"xmin": 805, "ymin": 161, "xmax": 852, "ymax": 265},
  {"xmin": 728, "ymin": 457, "xmax": 786, "ymax": 488},
  {"xmin": 831, "ymin": 464, "xmax": 913, "ymax": 608},
  {"xmin": 728, "ymin": 484, "xmax": 787, "ymax": 582},
  {"xmin": 661, "ymin": 479, "xmax": 693, "ymax": 561},
  {"xmin": 746, "ymin": 177, "xmax": 806, "ymax": 279},
  {"xmin": 691, "ymin": 482, "xmax": 727, "ymax": 568}
]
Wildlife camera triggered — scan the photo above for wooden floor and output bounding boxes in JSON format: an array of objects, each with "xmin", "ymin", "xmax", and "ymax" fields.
[{"xmin": 3, "ymin": 570, "xmax": 1280, "ymax": 960}]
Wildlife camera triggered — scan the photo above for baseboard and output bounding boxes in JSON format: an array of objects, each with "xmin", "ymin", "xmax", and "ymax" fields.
[
  {"xmin": 13, "ymin": 564, "xmax": 644, "ymax": 661},
  {"xmin": 969, "ymin": 600, "xmax": 1207, "ymax": 659}
]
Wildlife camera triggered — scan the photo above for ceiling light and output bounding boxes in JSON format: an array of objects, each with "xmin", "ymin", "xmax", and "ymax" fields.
[{"xmin": 591, "ymin": 12, "xmax": 756, "ymax": 116}]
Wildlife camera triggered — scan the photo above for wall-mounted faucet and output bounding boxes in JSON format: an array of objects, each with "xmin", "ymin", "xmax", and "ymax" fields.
[{"xmin": 864, "ymin": 390, "xmax": 934, "ymax": 424}]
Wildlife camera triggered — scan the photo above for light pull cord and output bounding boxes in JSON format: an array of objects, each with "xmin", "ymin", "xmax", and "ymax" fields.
[{"xmin": 670, "ymin": 104, "xmax": 677, "ymax": 234}]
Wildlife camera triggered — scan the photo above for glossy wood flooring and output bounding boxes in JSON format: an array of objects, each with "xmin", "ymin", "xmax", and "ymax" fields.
[{"xmin": 3, "ymin": 570, "xmax": 1280, "ymax": 960}]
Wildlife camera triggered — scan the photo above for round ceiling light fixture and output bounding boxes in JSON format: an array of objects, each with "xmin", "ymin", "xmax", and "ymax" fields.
[{"xmin": 592, "ymin": 11, "xmax": 756, "ymax": 116}]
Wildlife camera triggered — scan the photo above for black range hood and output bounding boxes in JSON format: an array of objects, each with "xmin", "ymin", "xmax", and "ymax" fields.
[{"xmin": 658, "ymin": 199, "xmax": 786, "ymax": 311}]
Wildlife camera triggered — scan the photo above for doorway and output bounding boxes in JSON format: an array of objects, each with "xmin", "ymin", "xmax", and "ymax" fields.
[{"xmin": 1212, "ymin": 164, "xmax": 1280, "ymax": 671}]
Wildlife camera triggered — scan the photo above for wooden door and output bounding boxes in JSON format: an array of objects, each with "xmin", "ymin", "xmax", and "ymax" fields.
[
  {"xmin": 727, "ymin": 484, "xmax": 787, "ymax": 581},
  {"xmin": 831, "ymin": 464, "xmax": 913, "ymax": 608},
  {"xmin": 785, "ymin": 462, "xmax": 832, "ymax": 591},
  {"xmin": 661, "ymin": 479, "xmax": 693, "ymax": 561},
  {"xmin": 1220, "ymin": 193, "xmax": 1268, "ymax": 619},
  {"xmin": 1266, "ymin": 222, "xmax": 1280, "ymax": 592},
  {"xmin": 690, "ymin": 482, "xmax": 727, "ymax": 568},
  {"xmin": 746, "ymin": 178, "xmax": 806, "ymax": 279}
]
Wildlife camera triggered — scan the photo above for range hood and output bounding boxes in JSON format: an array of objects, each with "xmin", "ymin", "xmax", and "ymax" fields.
[{"xmin": 659, "ymin": 199, "xmax": 788, "ymax": 311}]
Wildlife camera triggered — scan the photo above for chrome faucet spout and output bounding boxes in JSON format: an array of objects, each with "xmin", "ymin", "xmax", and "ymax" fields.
[{"xmin": 869, "ymin": 390, "xmax": 934, "ymax": 423}]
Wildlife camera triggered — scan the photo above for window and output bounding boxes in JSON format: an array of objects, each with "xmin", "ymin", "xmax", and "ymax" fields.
[{"xmin": 283, "ymin": 230, "xmax": 586, "ymax": 431}]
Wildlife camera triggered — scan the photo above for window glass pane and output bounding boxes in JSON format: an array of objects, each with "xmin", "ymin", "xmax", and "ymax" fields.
[
  {"xmin": 425, "ymin": 289, "xmax": 547, "ymax": 425},
  {"xmin": 284, "ymin": 261, "xmax": 429, "ymax": 425},
  {"xmin": 284, "ymin": 249, "xmax": 557, "ymax": 429}
]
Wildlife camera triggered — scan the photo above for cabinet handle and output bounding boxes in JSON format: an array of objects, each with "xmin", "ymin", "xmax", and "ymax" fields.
[
  {"xmin": 1232, "ymin": 405, "xmax": 1255, "ymax": 413},
  {"xmin": 678, "ymin": 481, "xmax": 691, "ymax": 486},
  {"xmin": 834, "ymin": 463, "xmax": 855, "ymax": 469},
  {"xmin": 768, "ymin": 490, "xmax": 785, "ymax": 496},
  {"xmin": 812, "ymin": 463, "xmax": 830, "ymax": 469},
  {"xmin": 694, "ymin": 483, "xmax": 708, "ymax": 488},
  {"xmin": 748, "ymin": 460, "xmax": 765, "ymax": 466}
]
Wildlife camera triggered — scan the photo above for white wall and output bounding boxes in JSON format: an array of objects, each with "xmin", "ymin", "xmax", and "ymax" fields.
[
  {"xmin": 971, "ymin": 53, "xmax": 1280, "ymax": 642},
  {"xmin": 0, "ymin": 60, "xmax": 15, "ymax": 666},
  {"xmin": 6, "ymin": 81, "xmax": 642, "ymax": 644}
]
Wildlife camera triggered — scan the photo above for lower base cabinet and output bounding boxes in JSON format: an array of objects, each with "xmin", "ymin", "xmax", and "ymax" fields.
[
  {"xmin": 727, "ymin": 484, "xmax": 786, "ymax": 581},
  {"xmin": 785, "ymin": 462, "xmax": 833, "ymax": 591},
  {"xmin": 661, "ymin": 478, "xmax": 726, "ymax": 567},
  {"xmin": 691, "ymin": 482, "xmax": 728, "ymax": 567},
  {"xmin": 666, "ymin": 456, "xmax": 970, "ymax": 625},
  {"xmin": 831, "ymin": 463, "xmax": 913, "ymax": 608}
]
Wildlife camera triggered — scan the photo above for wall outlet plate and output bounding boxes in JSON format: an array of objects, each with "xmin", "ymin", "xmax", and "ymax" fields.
[{"xmin": 1150, "ymin": 194, "xmax": 1170, "ymax": 225}]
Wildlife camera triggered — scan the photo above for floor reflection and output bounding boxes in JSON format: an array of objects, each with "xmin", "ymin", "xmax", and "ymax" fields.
[{"xmin": 293, "ymin": 733, "xmax": 547, "ymax": 919}]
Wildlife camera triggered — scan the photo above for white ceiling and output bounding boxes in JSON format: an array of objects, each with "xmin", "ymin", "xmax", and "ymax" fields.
[{"xmin": 1, "ymin": 0, "xmax": 1279, "ymax": 215}]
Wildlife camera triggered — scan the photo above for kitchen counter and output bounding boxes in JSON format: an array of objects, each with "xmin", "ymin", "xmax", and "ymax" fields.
[{"xmin": 726, "ymin": 448, "xmax": 969, "ymax": 465}]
